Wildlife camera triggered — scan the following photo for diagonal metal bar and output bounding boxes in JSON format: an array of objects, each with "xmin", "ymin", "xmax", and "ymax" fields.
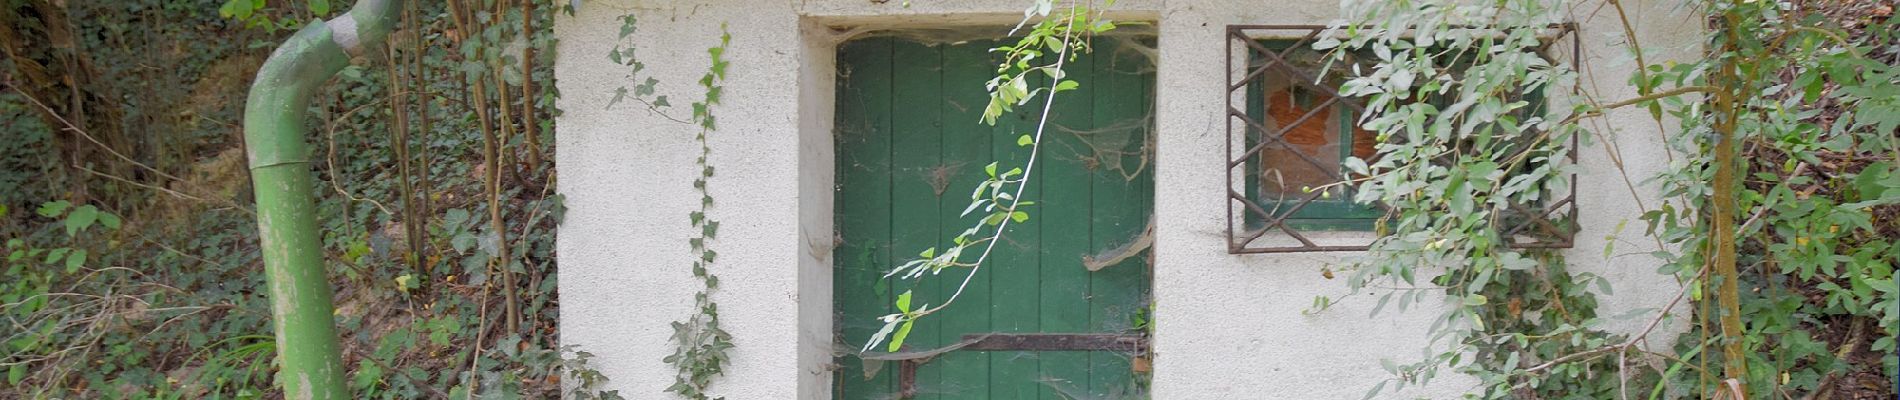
[
  {"xmin": 1230, "ymin": 103, "xmax": 1351, "ymax": 178},
  {"xmin": 1501, "ymin": 195, "xmax": 1575, "ymax": 239},
  {"xmin": 1240, "ymin": 38, "xmax": 1366, "ymax": 113},
  {"xmin": 1230, "ymin": 95, "xmax": 1343, "ymax": 167},
  {"xmin": 1225, "ymin": 24, "xmax": 1579, "ymax": 254},
  {"xmin": 1228, "ymin": 29, "xmax": 1323, "ymax": 92}
]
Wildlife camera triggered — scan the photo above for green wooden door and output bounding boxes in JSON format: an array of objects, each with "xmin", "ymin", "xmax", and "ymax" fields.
[{"xmin": 834, "ymin": 36, "xmax": 1155, "ymax": 399}]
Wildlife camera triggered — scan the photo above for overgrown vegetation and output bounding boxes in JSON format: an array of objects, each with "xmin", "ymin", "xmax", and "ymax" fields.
[
  {"xmin": 4, "ymin": 0, "xmax": 1893, "ymax": 398},
  {"xmin": 1321, "ymin": 0, "xmax": 1898, "ymax": 398},
  {"xmin": 0, "ymin": 0, "xmax": 600, "ymax": 397}
]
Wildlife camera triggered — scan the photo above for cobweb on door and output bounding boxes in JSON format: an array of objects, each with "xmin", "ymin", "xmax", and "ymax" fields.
[{"xmin": 828, "ymin": 27, "xmax": 1159, "ymax": 400}]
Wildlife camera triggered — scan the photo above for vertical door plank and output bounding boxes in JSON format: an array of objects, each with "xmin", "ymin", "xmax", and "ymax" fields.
[
  {"xmin": 1036, "ymin": 46, "xmax": 1095, "ymax": 400},
  {"xmin": 834, "ymin": 37, "xmax": 897, "ymax": 399},
  {"xmin": 1086, "ymin": 38, "xmax": 1152, "ymax": 398},
  {"xmin": 834, "ymin": 35, "xmax": 1154, "ymax": 400},
  {"xmin": 931, "ymin": 39, "xmax": 996, "ymax": 400},
  {"xmin": 888, "ymin": 39, "xmax": 947, "ymax": 399},
  {"xmin": 985, "ymin": 42, "xmax": 1047, "ymax": 400}
]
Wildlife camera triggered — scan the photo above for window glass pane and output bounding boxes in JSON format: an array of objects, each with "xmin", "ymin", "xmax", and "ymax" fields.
[
  {"xmin": 1244, "ymin": 41, "xmax": 1378, "ymax": 226},
  {"xmin": 1256, "ymin": 81, "xmax": 1374, "ymax": 198}
]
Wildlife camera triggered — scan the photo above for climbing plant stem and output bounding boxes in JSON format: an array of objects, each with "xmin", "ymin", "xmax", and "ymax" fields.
[{"xmin": 915, "ymin": 8, "xmax": 1077, "ymax": 319}]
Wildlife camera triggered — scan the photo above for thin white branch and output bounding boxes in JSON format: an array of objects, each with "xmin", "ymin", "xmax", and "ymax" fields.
[{"xmin": 914, "ymin": 4, "xmax": 1080, "ymax": 318}]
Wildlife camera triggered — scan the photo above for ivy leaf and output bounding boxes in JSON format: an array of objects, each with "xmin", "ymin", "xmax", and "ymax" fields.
[
  {"xmin": 445, "ymin": 208, "xmax": 471, "ymax": 227},
  {"xmin": 351, "ymin": 359, "xmax": 382, "ymax": 390},
  {"xmin": 451, "ymin": 232, "xmax": 477, "ymax": 254},
  {"xmin": 618, "ymin": 16, "xmax": 639, "ymax": 38},
  {"xmin": 478, "ymin": 231, "xmax": 501, "ymax": 258}
]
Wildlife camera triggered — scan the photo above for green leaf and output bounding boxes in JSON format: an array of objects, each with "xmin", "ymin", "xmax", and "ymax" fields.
[
  {"xmin": 44, "ymin": 248, "xmax": 67, "ymax": 264},
  {"xmin": 351, "ymin": 359, "xmax": 382, "ymax": 390},
  {"xmin": 97, "ymin": 212, "xmax": 120, "ymax": 230},
  {"xmin": 895, "ymin": 290, "xmax": 912, "ymax": 313},
  {"xmin": 1010, "ymin": 211, "xmax": 1029, "ymax": 223},
  {"xmin": 985, "ymin": 162, "xmax": 998, "ymax": 178},
  {"xmin": 618, "ymin": 16, "xmax": 639, "ymax": 38},
  {"xmin": 1362, "ymin": 380, "xmax": 1388, "ymax": 400},
  {"xmin": 1018, "ymin": 134, "xmax": 1033, "ymax": 147},
  {"xmin": 888, "ymin": 319, "xmax": 915, "ymax": 353},
  {"xmin": 862, "ymin": 316, "xmax": 900, "ymax": 353},
  {"xmin": 65, "ymin": 249, "xmax": 86, "ymax": 273},
  {"xmin": 1053, "ymin": 79, "xmax": 1079, "ymax": 92},
  {"xmin": 36, "ymin": 200, "xmax": 69, "ymax": 218},
  {"xmin": 1463, "ymin": 294, "xmax": 1487, "ymax": 306},
  {"xmin": 6, "ymin": 364, "xmax": 21, "ymax": 386},
  {"xmin": 307, "ymin": 0, "xmax": 331, "ymax": 15},
  {"xmin": 451, "ymin": 232, "xmax": 476, "ymax": 254}
]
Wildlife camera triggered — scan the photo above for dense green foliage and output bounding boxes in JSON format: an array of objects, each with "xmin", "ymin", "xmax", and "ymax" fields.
[
  {"xmin": 1646, "ymin": 1, "xmax": 1899, "ymax": 397},
  {"xmin": 1324, "ymin": 0, "xmax": 1898, "ymax": 398},
  {"xmin": 0, "ymin": 1, "xmax": 597, "ymax": 398}
]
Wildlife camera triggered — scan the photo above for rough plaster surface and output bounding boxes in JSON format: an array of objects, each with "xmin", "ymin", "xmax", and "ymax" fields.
[{"xmin": 556, "ymin": 1, "xmax": 1702, "ymax": 398}]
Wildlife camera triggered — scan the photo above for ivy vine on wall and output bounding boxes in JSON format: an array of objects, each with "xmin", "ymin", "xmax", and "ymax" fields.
[{"xmin": 606, "ymin": 14, "xmax": 736, "ymax": 400}]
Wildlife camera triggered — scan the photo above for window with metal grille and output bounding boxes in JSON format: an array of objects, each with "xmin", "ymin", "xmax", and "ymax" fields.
[{"xmin": 1224, "ymin": 24, "xmax": 1581, "ymax": 254}]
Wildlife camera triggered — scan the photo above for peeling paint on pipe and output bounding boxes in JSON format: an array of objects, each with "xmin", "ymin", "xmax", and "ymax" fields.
[{"xmin": 241, "ymin": 1, "xmax": 401, "ymax": 398}]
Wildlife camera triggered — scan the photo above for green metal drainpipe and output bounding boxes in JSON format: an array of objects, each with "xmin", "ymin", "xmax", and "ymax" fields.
[{"xmin": 242, "ymin": 1, "xmax": 400, "ymax": 398}]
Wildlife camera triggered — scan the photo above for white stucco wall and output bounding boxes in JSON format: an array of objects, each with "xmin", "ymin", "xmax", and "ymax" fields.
[{"xmin": 555, "ymin": 1, "xmax": 1704, "ymax": 398}]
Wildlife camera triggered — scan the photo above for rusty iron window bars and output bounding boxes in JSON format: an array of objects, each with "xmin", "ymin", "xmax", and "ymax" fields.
[{"xmin": 1224, "ymin": 23, "xmax": 1582, "ymax": 254}]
